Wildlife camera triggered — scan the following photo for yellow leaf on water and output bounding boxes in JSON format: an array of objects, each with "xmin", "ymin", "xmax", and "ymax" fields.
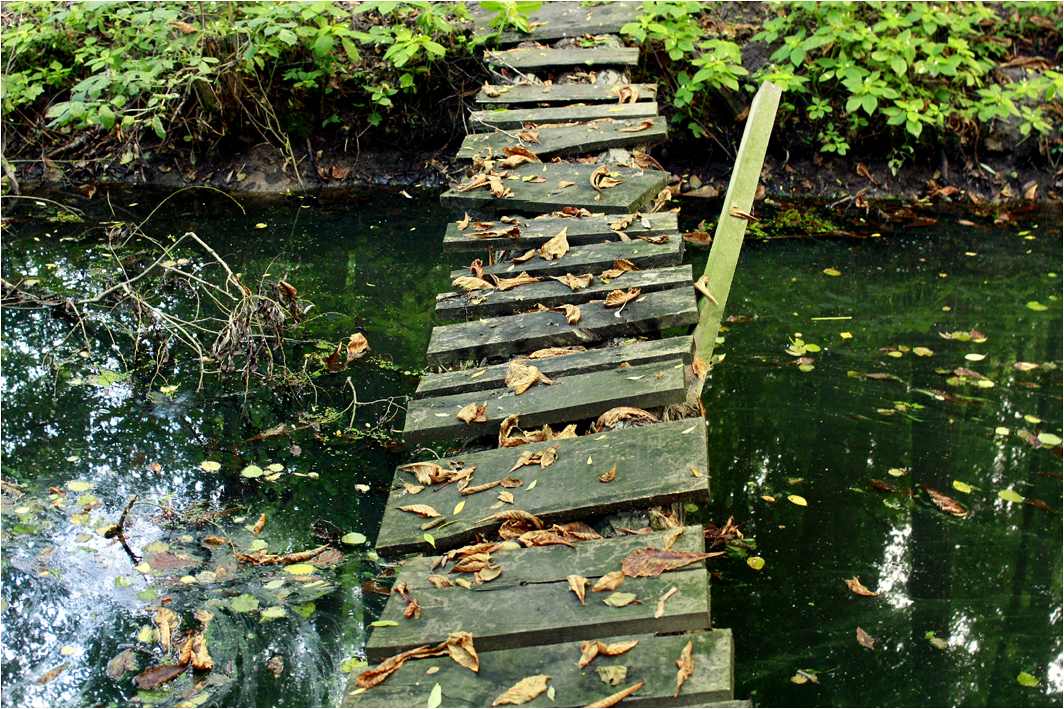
[
  {"xmin": 255, "ymin": 223, "xmax": 267, "ymax": 229},
  {"xmin": 823, "ymin": 268, "xmax": 841, "ymax": 276},
  {"xmin": 953, "ymin": 480, "xmax": 972, "ymax": 494},
  {"xmin": 787, "ymin": 495, "xmax": 808, "ymax": 507}
]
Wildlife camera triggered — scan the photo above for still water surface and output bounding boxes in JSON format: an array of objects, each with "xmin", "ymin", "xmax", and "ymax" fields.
[{"xmin": 1, "ymin": 187, "xmax": 1060, "ymax": 707}]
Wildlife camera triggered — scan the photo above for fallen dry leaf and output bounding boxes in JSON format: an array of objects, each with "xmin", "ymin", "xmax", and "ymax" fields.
[
  {"xmin": 498, "ymin": 491, "xmax": 515, "ymax": 504},
  {"xmin": 599, "ymin": 465, "xmax": 617, "ymax": 483},
  {"xmin": 674, "ymin": 641, "xmax": 694, "ymax": 697},
  {"xmin": 447, "ymin": 632, "xmax": 480, "ymax": 673},
  {"xmin": 593, "ymin": 406, "xmax": 660, "ymax": 432},
  {"xmin": 154, "ymin": 608, "xmax": 180, "ymax": 650},
  {"xmin": 512, "ymin": 249, "xmax": 537, "ymax": 263},
  {"xmin": 106, "ymin": 650, "xmax": 138, "ymax": 680},
  {"xmin": 492, "ymin": 271, "xmax": 542, "ymax": 291},
  {"xmin": 603, "ymin": 592, "xmax": 639, "ymax": 607},
  {"xmin": 461, "ymin": 480, "xmax": 501, "ymax": 496},
  {"xmin": 591, "ymin": 570, "xmax": 625, "ymax": 592},
  {"xmin": 427, "ymin": 575, "xmax": 454, "ymax": 588},
  {"xmin": 845, "ymin": 576, "xmax": 880, "ymax": 597},
  {"xmin": 617, "ymin": 119, "xmax": 655, "ymax": 133},
  {"xmin": 404, "ymin": 482, "xmax": 425, "ymax": 494},
  {"xmin": 478, "ymin": 509, "xmax": 545, "ymax": 529},
  {"xmin": 506, "ymin": 362, "xmax": 553, "ymax": 395},
  {"xmin": 518, "ymin": 530, "xmax": 575, "ymax": 548},
  {"xmin": 37, "ymin": 664, "xmax": 70, "ymax": 685},
  {"xmin": 397, "ymin": 504, "xmax": 441, "ymax": 519},
  {"xmin": 622, "ymin": 547, "xmax": 722, "ymax": 578},
  {"xmin": 133, "ymin": 664, "xmax": 187, "ymax": 690},
  {"xmin": 584, "ymin": 681, "xmax": 644, "ymax": 708},
  {"xmin": 656, "ymin": 586, "xmax": 679, "ymax": 619},
  {"xmin": 591, "ymin": 165, "xmax": 626, "ymax": 191},
  {"xmin": 346, "ymin": 333, "xmax": 370, "ymax": 363},
  {"xmin": 518, "ymin": 129, "xmax": 541, "ymax": 144},
  {"xmin": 617, "ymin": 85, "xmax": 639, "ymax": 104},
  {"xmin": 457, "ymin": 213, "xmax": 470, "ymax": 231},
  {"xmin": 251, "ymin": 513, "xmax": 267, "ymax": 536},
  {"xmin": 920, "ymin": 485, "xmax": 968, "ymax": 518},
  {"xmin": 493, "ymin": 674, "xmax": 552, "ymax": 706},
  {"xmin": 692, "ymin": 356, "xmax": 708, "ymax": 380},
  {"xmin": 663, "ymin": 527, "xmax": 684, "ymax": 550},
  {"xmin": 568, "ymin": 575, "xmax": 589, "ymax": 605},
  {"xmin": 452, "ymin": 275, "xmax": 495, "ymax": 291},
  {"xmin": 539, "ymin": 228, "xmax": 569, "ymax": 260},
  {"xmin": 457, "ymin": 402, "xmax": 487, "ymax": 424},
  {"xmin": 604, "ymin": 287, "xmax": 640, "ymax": 307},
  {"xmin": 558, "ymin": 180, "xmax": 576, "ymax": 189},
  {"xmin": 551, "ymin": 273, "xmax": 594, "ymax": 291},
  {"xmin": 563, "ymin": 304, "xmax": 581, "ymax": 324},
  {"xmin": 399, "ymin": 462, "xmax": 448, "ymax": 485},
  {"xmin": 857, "ymin": 626, "xmax": 876, "ymax": 650}
]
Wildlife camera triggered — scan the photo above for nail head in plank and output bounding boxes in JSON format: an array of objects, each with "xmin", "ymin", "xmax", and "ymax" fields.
[
  {"xmin": 476, "ymin": 83, "xmax": 658, "ymax": 106},
  {"xmin": 416, "ymin": 335, "xmax": 693, "ymax": 399},
  {"xmin": 471, "ymin": 2, "xmax": 644, "ymax": 44},
  {"xmin": 449, "ymin": 232, "xmax": 684, "ymax": 279},
  {"xmin": 344, "ymin": 629, "xmax": 734, "ymax": 708},
  {"xmin": 443, "ymin": 211, "xmax": 675, "ymax": 253},
  {"xmin": 441, "ymin": 163, "xmax": 669, "ymax": 215},
  {"xmin": 485, "ymin": 47, "xmax": 640, "ymax": 70},
  {"xmin": 437, "ymin": 265, "xmax": 693, "ymax": 321},
  {"xmin": 458, "ymin": 118, "xmax": 666, "ymax": 161},
  {"xmin": 469, "ymin": 103, "xmax": 660, "ymax": 132},
  {"xmin": 377, "ymin": 417, "xmax": 709, "ymax": 556},
  {"xmin": 404, "ymin": 358, "xmax": 685, "ymax": 443},
  {"xmin": 424, "ymin": 287, "xmax": 697, "ymax": 367}
]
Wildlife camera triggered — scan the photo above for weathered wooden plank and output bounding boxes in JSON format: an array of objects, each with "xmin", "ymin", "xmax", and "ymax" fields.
[
  {"xmin": 469, "ymin": 103, "xmax": 660, "ymax": 132},
  {"xmin": 416, "ymin": 336, "xmax": 693, "ymax": 399},
  {"xmin": 476, "ymin": 83, "xmax": 658, "ymax": 106},
  {"xmin": 443, "ymin": 211, "xmax": 676, "ymax": 253},
  {"xmin": 366, "ymin": 528, "xmax": 711, "ymax": 660},
  {"xmin": 438, "ymin": 265, "xmax": 693, "ymax": 321},
  {"xmin": 404, "ymin": 358, "xmax": 685, "ymax": 443},
  {"xmin": 449, "ymin": 235, "xmax": 683, "ymax": 280},
  {"xmin": 441, "ymin": 163, "xmax": 668, "ymax": 214},
  {"xmin": 485, "ymin": 47, "xmax": 640, "ymax": 70},
  {"xmin": 472, "ymin": 2, "xmax": 644, "ymax": 45},
  {"xmin": 425, "ymin": 288, "xmax": 698, "ymax": 366},
  {"xmin": 458, "ymin": 118, "xmax": 666, "ymax": 161},
  {"xmin": 345, "ymin": 629, "xmax": 734, "ymax": 708},
  {"xmin": 377, "ymin": 418, "xmax": 709, "ymax": 555}
]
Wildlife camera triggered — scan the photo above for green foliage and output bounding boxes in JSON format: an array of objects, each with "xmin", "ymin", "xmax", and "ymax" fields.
[{"xmin": 480, "ymin": 1, "xmax": 543, "ymax": 35}]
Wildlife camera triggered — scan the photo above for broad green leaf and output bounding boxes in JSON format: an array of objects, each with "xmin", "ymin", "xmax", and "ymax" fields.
[
  {"xmin": 231, "ymin": 594, "xmax": 259, "ymax": 612},
  {"xmin": 241, "ymin": 465, "xmax": 263, "ymax": 478},
  {"xmin": 998, "ymin": 489, "xmax": 1024, "ymax": 503},
  {"xmin": 295, "ymin": 603, "xmax": 316, "ymax": 618},
  {"xmin": 994, "ymin": 427, "xmax": 1010, "ymax": 436},
  {"xmin": 341, "ymin": 532, "xmax": 367, "ymax": 545},
  {"xmin": 248, "ymin": 539, "xmax": 268, "ymax": 551},
  {"xmin": 267, "ymin": 463, "xmax": 284, "ymax": 472},
  {"xmin": 115, "ymin": 576, "xmax": 134, "ymax": 587},
  {"xmin": 341, "ymin": 658, "xmax": 367, "ymax": 673},
  {"xmin": 603, "ymin": 592, "xmax": 638, "ymax": 607},
  {"xmin": 138, "ymin": 589, "xmax": 158, "ymax": 601},
  {"xmin": 1037, "ymin": 433, "xmax": 1062, "ymax": 446},
  {"xmin": 1017, "ymin": 672, "xmax": 1040, "ymax": 687},
  {"xmin": 424, "ymin": 533, "xmax": 436, "ymax": 548},
  {"xmin": 1026, "ymin": 301, "xmax": 1048, "ymax": 311},
  {"xmin": 265, "ymin": 580, "xmax": 285, "ymax": 590}
]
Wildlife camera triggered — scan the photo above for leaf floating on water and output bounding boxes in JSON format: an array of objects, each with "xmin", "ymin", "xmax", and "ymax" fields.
[
  {"xmin": 952, "ymin": 481, "xmax": 972, "ymax": 494},
  {"xmin": 492, "ymin": 674, "xmax": 552, "ymax": 706},
  {"xmin": 584, "ymin": 681, "xmax": 645, "ymax": 708},
  {"xmin": 200, "ymin": 461, "xmax": 221, "ymax": 472},
  {"xmin": 857, "ymin": 627, "xmax": 876, "ymax": 650},
  {"xmin": 346, "ymin": 333, "xmax": 370, "ymax": 363},
  {"xmin": 823, "ymin": 268, "xmax": 841, "ymax": 276},
  {"xmin": 456, "ymin": 402, "xmax": 487, "ymax": 424},
  {"xmin": 1037, "ymin": 432, "xmax": 1062, "ymax": 446},
  {"xmin": 913, "ymin": 347, "xmax": 934, "ymax": 357},
  {"xmin": 106, "ymin": 649, "xmax": 139, "ymax": 680},
  {"xmin": 787, "ymin": 494, "xmax": 808, "ymax": 507},
  {"xmin": 622, "ymin": 547, "xmax": 721, "ymax": 578},
  {"xmin": 920, "ymin": 486, "xmax": 968, "ymax": 517},
  {"xmin": 342, "ymin": 532, "xmax": 367, "ymax": 545},
  {"xmin": 133, "ymin": 663, "xmax": 187, "ymax": 689},
  {"xmin": 603, "ymin": 592, "xmax": 639, "ymax": 607},
  {"xmin": 747, "ymin": 556, "xmax": 765, "ymax": 570},
  {"xmin": 998, "ymin": 489, "xmax": 1024, "ymax": 503},
  {"xmin": 241, "ymin": 465, "xmax": 263, "ymax": 479},
  {"xmin": 37, "ymin": 663, "xmax": 69, "ymax": 685},
  {"xmin": 592, "ymin": 571, "xmax": 625, "ymax": 592},
  {"xmin": 1026, "ymin": 301, "xmax": 1048, "ymax": 311},
  {"xmin": 1017, "ymin": 672, "xmax": 1040, "ymax": 687},
  {"xmin": 844, "ymin": 576, "xmax": 880, "ymax": 597},
  {"xmin": 568, "ymin": 575, "xmax": 589, "ymax": 605}
]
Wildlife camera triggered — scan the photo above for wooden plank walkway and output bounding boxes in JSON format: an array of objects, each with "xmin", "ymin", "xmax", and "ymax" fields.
[{"xmin": 343, "ymin": 6, "xmax": 756, "ymax": 706}]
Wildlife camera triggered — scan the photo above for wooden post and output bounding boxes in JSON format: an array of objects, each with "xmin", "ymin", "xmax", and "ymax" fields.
[{"xmin": 690, "ymin": 81, "xmax": 781, "ymax": 399}]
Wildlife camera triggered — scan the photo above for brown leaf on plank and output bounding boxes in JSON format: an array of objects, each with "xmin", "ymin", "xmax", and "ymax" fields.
[
  {"xmin": 563, "ymin": 304, "xmax": 581, "ymax": 324},
  {"xmin": 427, "ymin": 575, "xmax": 454, "ymax": 588},
  {"xmin": 468, "ymin": 258, "xmax": 485, "ymax": 279},
  {"xmin": 512, "ymin": 249, "xmax": 537, "ymax": 263},
  {"xmin": 503, "ymin": 145, "xmax": 541, "ymax": 162},
  {"xmin": 492, "ymin": 271, "xmax": 542, "ymax": 291},
  {"xmin": 506, "ymin": 362, "xmax": 553, "ymax": 395},
  {"xmin": 479, "ymin": 509, "xmax": 545, "ymax": 529},
  {"xmin": 517, "ymin": 129, "xmax": 541, "ymax": 145},
  {"xmin": 357, "ymin": 645, "xmax": 437, "ymax": 689},
  {"xmin": 398, "ymin": 461, "xmax": 448, "ymax": 485},
  {"xmin": 590, "ymin": 165, "xmax": 626, "ymax": 191},
  {"xmin": 558, "ymin": 180, "xmax": 576, "ymax": 189},
  {"xmin": 461, "ymin": 480, "xmax": 501, "ymax": 496},
  {"xmin": 551, "ymin": 273, "xmax": 594, "ymax": 291},
  {"xmin": 857, "ymin": 626, "xmax": 876, "ymax": 650},
  {"xmin": 539, "ymin": 228, "xmax": 569, "ymax": 260},
  {"xmin": 493, "ymin": 674, "xmax": 552, "ymax": 706},
  {"xmin": 460, "ymin": 225, "xmax": 521, "ymax": 239},
  {"xmin": 584, "ymin": 681, "xmax": 645, "ymax": 708},
  {"xmin": 599, "ymin": 465, "xmax": 617, "ymax": 483},
  {"xmin": 604, "ymin": 287, "xmax": 641, "ymax": 307},
  {"xmin": 622, "ymin": 547, "xmax": 721, "ymax": 578},
  {"xmin": 457, "ymin": 213, "xmax": 470, "ymax": 231},
  {"xmin": 525, "ymin": 345, "xmax": 586, "ymax": 359},
  {"xmin": 609, "ymin": 214, "xmax": 636, "ymax": 230},
  {"xmin": 540, "ymin": 445, "xmax": 558, "ymax": 468},
  {"xmin": 518, "ymin": 530, "xmax": 575, "ymax": 548},
  {"xmin": 499, "ymin": 154, "xmax": 536, "ymax": 169},
  {"xmin": 251, "ymin": 513, "xmax": 267, "ymax": 536},
  {"xmin": 674, "ymin": 641, "xmax": 694, "ymax": 697},
  {"xmin": 476, "ymin": 564, "xmax": 503, "ymax": 583},
  {"xmin": 845, "ymin": 576, "xmax": 880, "ymax": 597},
  {"xmin": 656, "ymin": 586, "xmax": 679, "ymax": 618},
  {"xmin": 451, "ymin": 553, "xmax": 493, "ymax": 574},
  {"xmin": 498, "ymin": 491, "xmax": 515, "ymax": 504},
  {"xmin": 568, "ymin": 575, "xmax": 589, "ymax": 605},
  {"xmin": 578, "ymin": 640, "xmax": 601, "ymax": 668},
  {"xmin": 403, "ymin": 482, "xmax": 425, "ymax": 494},
  {"xmin": 452, "ymin": 275, "xmax": 495, "ymax": 291},
  {"xmin": 692, "ymin": 355, "xmax": 708, "ymax": 380},
  {"xmin": 637, "ymin": 233, "xmax": 670, "ymax": 244},
  {"xmin": 593, "ymin": 406, "xmax": 660, "ymax": 432},
  {"xmin": 457, "ymin": 402, "xmax": 487, "ymax": 424},
  {"xmin": 602, "ymin": 592, "xmax": 640, "ymax": 607},
  {"xmin": 663, "ymin": 527, "xmax": 684, "ymax": 550},
  {"xmin": 446, "ymin": 631, "xmax": 480, "ymax": 673},
  {"xmin": 919, "ymin": 485, "xmax": 968, "ymax": 518},
  {"xmin": 397, "ymin": 504, "xmax": 441, "ymax": 519},
  {"xmin": 618, "ymin": 119, "xmax": 655, "ymax": 133},
  {"xmin": 596, "ymin": 665, "xmax": 627, "ymax": 686},
  {"xmin": 591, "ymin": 570, "xmax": 625, "ymax": 592},
  {"xmin": 133, "ymin": 664, "xmax": 188, "ymax": 689},
  {"xmin": 617, "ymin": 85, "xmax": 639, "ymax": 104}
]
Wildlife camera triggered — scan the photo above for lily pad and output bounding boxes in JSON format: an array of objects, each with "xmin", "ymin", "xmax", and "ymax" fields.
[
  {"xmin": 1037, "ymin": 433, "xmax": 1062, "ymax": 446},
  {"xmin": 266, "ymin": 464, "xmax": 284, "ymax": 472},
  {"xmin": 295, "ymin": 603, "xmax": 316, "ymax": 618},
  {"xmin": 231, "ymin": 594, "xmax": 259, "ymax": 613},
  {"xmin": 952, "ymin": 481, "xmax": 972, "ymax": 494},
  {"xmin": 1017, "ymin": 672, "xmax": 1040, "ymax": 687},
  {"xmin": 200, "ymin": 461, "xmax": 221, "ymax": 472},
  {"xmin": 264, "ymin": 580, "xmax": 285, "ymax": 590},
  {"xmin": 341, "ymin": 532, "xmax": 367, "ymax": 545}
]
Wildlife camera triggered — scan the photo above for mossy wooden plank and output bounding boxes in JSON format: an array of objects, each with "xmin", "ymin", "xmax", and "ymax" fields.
[
  {"xmin": 425, "ymin": 288, "xmax": 697, "ymax": 367},
  {"xmin": 438, "ymin": 265, "xmax": 693, "ymax": 321},
  {"xmin": 485, "ymin": 47, "xmax": 640, "ymax": 70},
  {"xmin": 400, "ymin": 526, "xmax": 705, "ymax": 589},
  {"xmin": 416, "ymin": 336, "xmax": 693, "ymax": 399},
  {"xmin": 450, "ymin": 235, "xmax": 683, "ymax": 282},
  {"xmin": 377, "ymin": 418, "xmax": 709, "ymax": 556},
  {"xmin": 345, "ymin": 629, "xmax": 734, "ymax": 708},
  {"xmin": 476, "ymin": 83, "xmax": 658, "ymax": 105},
  {"xmin": 471, "ymin": 2, "xmax": 644, "ymax": 44},
  {"xmin": 469, "ymin": 102, "xmax": 660, "ymax": 132},
  {"xmin": 443, "ymin": 211, "xmax": 676, "ymax": 253},
  {"xmin": 440, "ymin": 163, "xmax": 667, "ymax": 214},
  {"xmin": 458, "ymin": 118, "xmax": 666, "ymax": 161},
  {"xmin": 404, "ymin": 359, "xmax": 685, "ymax": 444}
]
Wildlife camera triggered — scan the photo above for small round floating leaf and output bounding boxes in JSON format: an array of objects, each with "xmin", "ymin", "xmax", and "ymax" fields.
[
  {"xmin": 804, "ymin": 343, "xmax": 821, "ymax": 352},
  {"xmin": 1017, "ymin": 672, "xmax": 1040, "ymax": 687},
  {"xmin": 1037, "ymin": 433, "xmax": 1062, "ymax": 446},
  {"xmin": 823, "ymin": 268, "xmax": 841, "ymax": 276},
  {"xmin": 1024, "ymin": 414, "xmax": 1041, "ymax": 424},
  {"xmin": 747, "ymin": 556, "xmax": 765, "ymax": 570},
  {"xmin": 255, "ymin": 223, "xmax": 267, "ymax": 229},
  {"xmin": 260, "ymin": 606, "xmax": 286, "ymax": 621},
  {"xmin": 180, "ymin": 575, "xmax": 197, "ymax": 584},
  {"xmin": 799, "ymin": 364, "xmax": 815, "ymax": 372},
  {"xmin": 295, "ymin": 603, "xmax": 315, "ymax": 618},
  {"xmin": 248, "ymin": 539, "xmax": 268, "ymax": 551},
  {"xmin": 887, "ymin": 350, "xmax": 903, "ymax": 358},
  {"xmin": 952, "ymin": 481, "xmax": 972, "ymax": 494},
  {"xmin": 138, "ymin": 589, "xmax": 158, "ymax": 601},
  {"xmin": 913, "ymin": 347, "xmax": 933, "ymax": 357},
  {"xmin": 231, "ymin": 594, "xmax": 259, "ymax": 612},
  {"xmin": 964, "ymin": 353, "xmax": 986, "ymax": 361},
  {"xmin": 998, "ymin": 489, "xmax": 1024, "ymax": 503},
  {"xmin": 266, "ymin": 463, "xmax": 284, "ymax": 472},
  {"xmin": 241, "ymin": 465, "xmax": 263, "ymax": 479},
  {"xmin": 284, "ymin": 563, "xmax": 315, "ymax": 575},
  {"xmin": 264, "ymin": 580, "xmax": 285, "ymax": 590},
  {"xmin": 200, "ymin": 461, "xmax": 221, "ymax": 472},
  {"xmin": 341, "ymin": 532, "xmax": 367, "ymax": 545},
  {"xmin": 134, "ymin": 563, "xmax": 151, "ymax": 573},
  {"xmin": 995, "ymin": 427, "xmax": 1010, "ymax": 436},
  {"xmin": 840, "ymin": 332, "xmax": 852, "ymax": 339},
  {"xmin": 1026, "ymin": 301, "xmax": 1048, "ymax": 311},
  {"xmin": 787, "ymin": 495, "xmax": 808, "ymax": 507},
  {"xmin": 887, "ymin": 468, "xmax": 906, "ymax": 477}
]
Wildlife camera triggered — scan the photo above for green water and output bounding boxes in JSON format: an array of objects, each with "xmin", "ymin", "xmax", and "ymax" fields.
[{"xmin": 1, "ymin": 188, "xmax": 1060, "ymax": 708}]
